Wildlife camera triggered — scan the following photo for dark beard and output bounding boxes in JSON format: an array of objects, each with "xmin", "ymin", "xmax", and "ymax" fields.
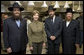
[
  {"xmin": 49, "ymin": 15, "xmax": 53, "ymax": 19},
  {"xmin": 13, "ymin": 14, "xmax": 22, "ymax": 20}
]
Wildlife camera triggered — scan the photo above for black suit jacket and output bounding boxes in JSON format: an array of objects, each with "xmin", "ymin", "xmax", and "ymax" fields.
[
  {"xmin": 3, "ymin": 17, "xmax": 28, "ymax": 52},
  {"xmin": 62, "ymin": 19, "xmax": 80, "ymax": 44},
  {"xmin": 45, "ymin": 16, "xmax": 62, "ymax": 44}
]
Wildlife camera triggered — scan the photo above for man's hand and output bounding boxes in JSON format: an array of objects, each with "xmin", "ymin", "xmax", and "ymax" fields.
[
  {"xmin": 50, "ymin": 36, "xmax": 56, "ymax": 40},
  {"xmin": 75, "ymin": 44, "xmax": 79, "ymax": 48},
  {"xmin": 52, "ymin": 36, "xmax": 56, "ymax": 40},
  {"xmin": 50, "ymin": 36, "xmax": 53, "ymax": 40},
  {"xmin": 7, "ymin": 47, "xmax": 12, "ymax": 53}
]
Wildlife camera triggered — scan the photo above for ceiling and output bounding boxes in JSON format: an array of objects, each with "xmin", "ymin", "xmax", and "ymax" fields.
[{"xmin": 1, "ymin": 1, "xmax": 83, "ymax": 12}]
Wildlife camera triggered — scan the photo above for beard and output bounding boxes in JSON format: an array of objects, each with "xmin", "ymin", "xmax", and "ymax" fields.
[
  {"xmin": 66, "ymin": 17, "xmax": 72, "ymax": 21},
  {"xmin": 12, "ymin": 13, "xmax": 22, "ymax": 20},
  {"xmin": 49, "ymin": 14, "xmax": 54, "ymax": 18}
]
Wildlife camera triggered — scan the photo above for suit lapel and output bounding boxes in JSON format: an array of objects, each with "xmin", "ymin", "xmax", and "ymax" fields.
[
  {"xmin": 66, "ymin": 20, "xmax": 73, "ymax": 29},
  {"xmin": 64, "ymin": 21, "xmax": 66, "ymax": 28},
  {"xmin": 12, "ymin": 19, "xmax": 19, "ymax": 29},
  {"xmin": 12, "ymin": 18, "xmax": 23, "ymax": 29},
  {"xmin": 48, "ymin": 18, "xmax": 53, "ymax": 26},
  {"xmin": 19, "ymin": 20, "xmax": 23, "ymax": 29}
]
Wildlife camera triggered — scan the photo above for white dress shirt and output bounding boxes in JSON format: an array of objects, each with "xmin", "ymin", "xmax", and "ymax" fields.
[
  {"xmin": 53, "ymin": 15, "xmax": 55, "ymax": 23},
  {"xmin": 66, "ymin": 21, "xmax": 70, "ymax": 27},
  {"xmin": 51, "ymin": 15, "xmax": 56, "ymax": 23}
]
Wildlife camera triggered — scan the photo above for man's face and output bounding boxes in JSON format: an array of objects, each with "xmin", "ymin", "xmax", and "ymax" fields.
[
  {"xmin": 48, "ymin": 10, "xmax": 55, "ymax": 18},
  {"xmin": 4, "ymin": 15, "xmax": 8, "ymax": 19},
  {"xmin": 13, "ymin": 8, "xmax": 21, "ymax": 18},
  {"xmin": 80, "ymin": 13, "xmax": 83, "ymax": 16},
  {"xmin": 66, "ymin": 12, "xmax": 73, "ymax": 21}
]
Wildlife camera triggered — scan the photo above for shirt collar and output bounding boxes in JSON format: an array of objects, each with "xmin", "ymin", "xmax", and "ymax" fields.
[{"xmin": 53, "ymin": 15, "xmax": 56, "ymax": 19}]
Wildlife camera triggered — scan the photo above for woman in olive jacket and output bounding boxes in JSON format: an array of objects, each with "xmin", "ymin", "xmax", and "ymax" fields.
[{"xmin": 28, "ymin": 10, "xmax": 47, "ymax": 54}]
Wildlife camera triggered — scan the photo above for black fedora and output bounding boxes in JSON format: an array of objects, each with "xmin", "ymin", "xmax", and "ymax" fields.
[
  {"xmin": 8, "ymin": 2, "xmax": 24, "ymax": 11},
  {"xmin": 47, "ymin": 5, "xmax": 56, "ymax": 12},
  {"xmin": 65, "ymin": 8, "xmax": 74, "ymax": 13}
]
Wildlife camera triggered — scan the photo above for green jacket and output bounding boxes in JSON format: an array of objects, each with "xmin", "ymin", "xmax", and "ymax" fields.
[{"xmin": 28, "ymin": 21, "xmax": 47, "ymax": 47}]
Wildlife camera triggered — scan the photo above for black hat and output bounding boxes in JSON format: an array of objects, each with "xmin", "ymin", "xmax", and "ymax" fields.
[
  {"xmin": 47, "ymin": 5, "xmax": 56, "ymax": 12},
  {"xmin": 66, "ymin": 8, "xmax": 74, "ymax": 13},
  {"xmin": 8, "ymin": 2, "xmax": 24, "ymax": 11}
]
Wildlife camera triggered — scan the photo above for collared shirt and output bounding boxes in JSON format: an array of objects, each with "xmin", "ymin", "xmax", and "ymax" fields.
[
  {"xmin": 51, "ymin": 15, "xmax": 56, "ymax": 23},
  {"xmin": 53, "ymin": 15, "xmax": 56, "ymax": 23},
  {"xmin": 66, "ymin": 21, "xmax": 70, "ymax": 27},
  {"xmin": 16, "ymin": 20, "xmax": 20, "ymax": 27}
]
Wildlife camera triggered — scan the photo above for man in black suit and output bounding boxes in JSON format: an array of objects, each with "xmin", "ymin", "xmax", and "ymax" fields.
[
  {"xmin": 45, "ymin": 5, "xmax": 62, "ymax": 54},
  {"xmin": 76, "ymin": 12, "xmax": 83, "ymax": 48},
  {"xmin": 3, "ymin": 2, "xmax": 28, "ymax": 54},
  {"xmin": 62, "ymin": 8, "xmax": 80, "ymax": 54}
]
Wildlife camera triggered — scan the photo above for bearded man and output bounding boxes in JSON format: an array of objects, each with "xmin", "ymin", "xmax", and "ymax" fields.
[
  {"xmin": 45, "ymin": 5, "xmax": 62, "ymax": 54},
  {"xmin": 3, "ymin": 2, "xmax": 28, "ymax": 54},
  {"xmin": 62, "ymin": 8, "xmax": 80, "ymax": 54}
]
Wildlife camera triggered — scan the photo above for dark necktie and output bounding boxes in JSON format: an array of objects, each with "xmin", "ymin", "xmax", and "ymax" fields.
[{"xmin": 51, "ymin": 18, "xmax": 54, "ymax": 25}]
